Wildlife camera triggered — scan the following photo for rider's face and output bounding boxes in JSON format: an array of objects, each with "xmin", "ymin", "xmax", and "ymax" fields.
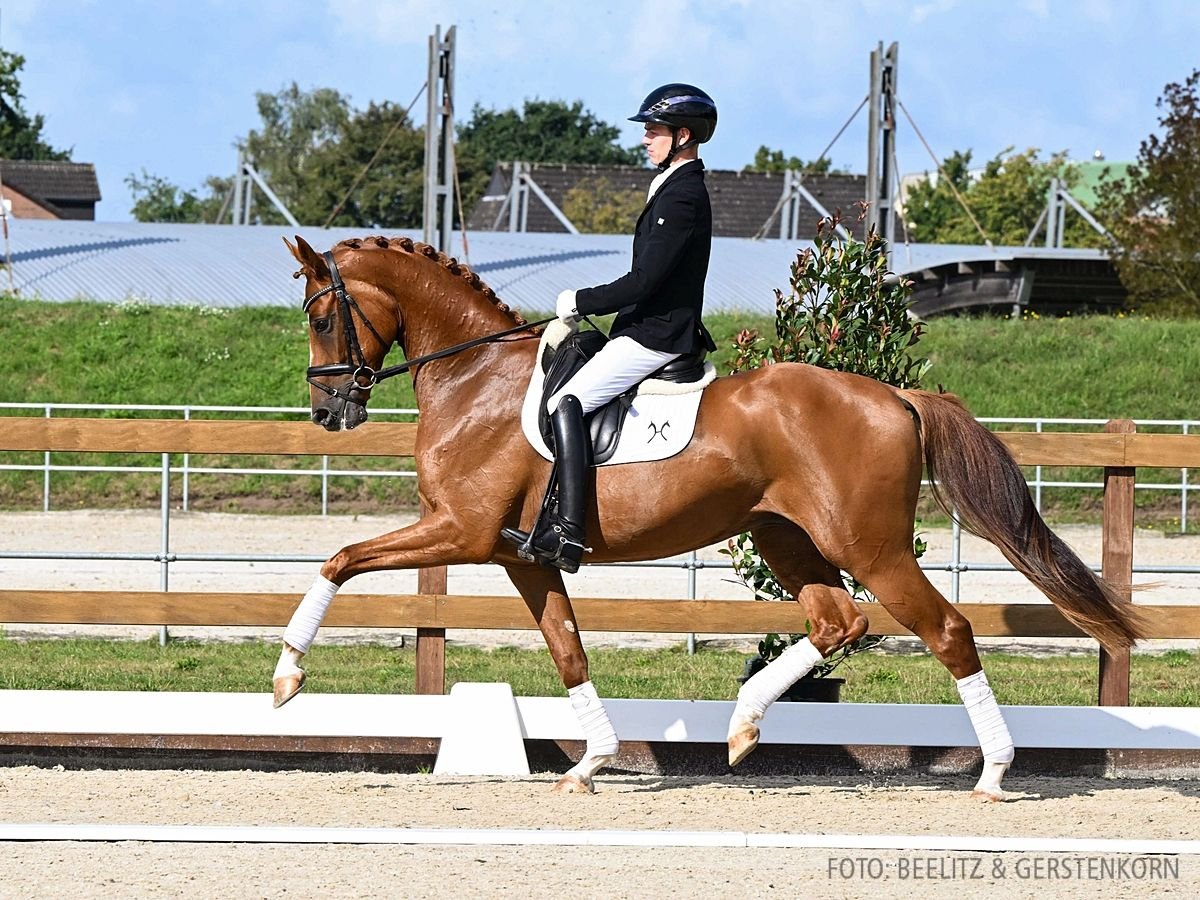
[{"xmin": 642, "ymin": 123, "xmax": 689, "ymax": 166}]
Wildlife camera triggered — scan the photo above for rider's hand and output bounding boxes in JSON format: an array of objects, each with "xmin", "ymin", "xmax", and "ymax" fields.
[{"xmin": 556, "ymin": 289, "xmax": 580, "ymax": 324}]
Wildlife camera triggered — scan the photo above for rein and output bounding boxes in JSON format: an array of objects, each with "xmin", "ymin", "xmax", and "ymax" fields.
[{"xmin": 305, "ymin": 250, "xmax": 554, "ymax": 401}]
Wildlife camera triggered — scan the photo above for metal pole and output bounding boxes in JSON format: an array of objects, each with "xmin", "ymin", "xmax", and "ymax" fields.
[
  {"xmin": 242, "ymin": 163, "xmax": 301, "ymax": 228},
  {"xmin": 438, "ymin": 25, "xmax": 456, "ymax": 252},
  {"xmin": 43, "ymin": 405, "xmax": 51, "ymax": 512},
  {"xmin": 686, "ymin": 550, "xmax": 697, "ymax": 656},
  {"xmin": 0, "ymin": 168, "xmax": 15, "ymax": 295},
  {"xmin": 232, "ymin": 151, "xmax": 244, "ymax": 225},
  {"xmin": 182, "ymin": 407, "xmax": 191, "ymax": 513},
  {"xmin": 866, "ymin": 41, "xmax": 899, "ymax": 263},
  {"xmin": 321, "ymin": 454, "xmax": 329, "ymax": 516},
  {"xmin": 1184, "ymin": 422, "xmax": 1190, "ymax": 533},
  {"xmin": 950, "ymin": 514, "xmax": 961, "ymax": 603},
  {"xmin": 423, "ymin": 26, "xmax": 441, "ymax": 245},
  {"xmin": 159, "ymin": 452, "xmax": 171, "ymax": 647},
  {"xmin": 1035, "ymin": 419, "xmax": 1044, "ymax": 510},
  {"xmin": 1044, "ymin": 178, "xmax": 1059, "ymax": 248}
]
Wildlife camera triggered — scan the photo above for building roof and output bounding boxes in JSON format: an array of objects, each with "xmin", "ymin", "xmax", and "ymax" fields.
[
  {"xmin": 467, "ymin": 162, "xmax": 868, "ymax": 238},
  {"xmin": 0, "ymin": 219, "xmax": 1121, "ymax": 318},
  {"xmin": 1069, "ymin": 160, "xmax": 1134, "ymax": 209},
  {"xmin": 0, "ymin": 160, "xmax": 102, "ymax": 209}
]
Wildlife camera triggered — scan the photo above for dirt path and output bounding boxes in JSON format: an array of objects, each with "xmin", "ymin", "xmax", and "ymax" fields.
[{"xmin": 1, "ymin": 767, "xmax": 1196, "ymax": 898}]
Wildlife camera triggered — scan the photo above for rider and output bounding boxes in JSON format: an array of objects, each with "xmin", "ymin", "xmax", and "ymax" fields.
[{"xmin": 501, "ymin": 83, "xmax": 718, "ymax": 573}]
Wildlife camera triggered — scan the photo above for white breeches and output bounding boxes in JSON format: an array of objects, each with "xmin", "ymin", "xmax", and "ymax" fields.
[{"xmin": 548, "ymin": 336, "xmax": 679, "ymax": 415}]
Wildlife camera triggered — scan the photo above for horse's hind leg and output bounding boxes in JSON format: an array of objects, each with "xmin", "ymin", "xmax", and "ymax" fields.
[
  {"xmin": 728, "ymin": 521, "xmax": 869, "ymax": 767},
  {"xmin": 506, "ymin": 564, "xmax": 618, "ymax": 794},
  {"xmin": 854, "ymin": 553, "xmax": 1014, "ymax": 801}
]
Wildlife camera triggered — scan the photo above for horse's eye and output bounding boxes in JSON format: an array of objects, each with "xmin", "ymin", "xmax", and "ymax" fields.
[{"xmin": 311, "ymin": 316, "xmax": 332, "ymax": 335}]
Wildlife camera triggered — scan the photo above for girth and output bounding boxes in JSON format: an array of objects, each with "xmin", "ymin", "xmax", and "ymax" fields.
[{"xmin": 538, "ymin": 330, "xmax": 708, "ymax": 465}]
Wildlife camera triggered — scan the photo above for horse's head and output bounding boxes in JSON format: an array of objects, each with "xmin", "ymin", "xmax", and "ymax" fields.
[{"xmin": 285, "ymin": 235, "xmax": 399, "ymax": 431}]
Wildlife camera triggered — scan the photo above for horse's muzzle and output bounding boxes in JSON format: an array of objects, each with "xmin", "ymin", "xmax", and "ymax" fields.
[{"xmin": 311, "ymin": 396, "xmax": 369, "ymax": 431}]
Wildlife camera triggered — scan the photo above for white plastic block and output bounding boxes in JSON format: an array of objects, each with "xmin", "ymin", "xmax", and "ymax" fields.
[{"xmin": 433, "ymin": 682, "xmax": 530, "ymax": 776}]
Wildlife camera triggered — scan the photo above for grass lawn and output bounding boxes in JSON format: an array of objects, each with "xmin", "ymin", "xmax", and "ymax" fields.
[{"xmin": 1, "ymin": 638, "xmax": 1197, "ymax": 706}]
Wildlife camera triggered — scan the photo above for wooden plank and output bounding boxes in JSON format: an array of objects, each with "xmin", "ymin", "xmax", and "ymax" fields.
[
  {"xmin": 1, "ymin": 417, "xmax": 1195, "ymax": 470},
  {"xmin": 1100, "ymin": 419, "xmax": 1135, "ymax": 706},
  {"xmin": 415, "ymin": 540, "xmax": 448, "ymax": 695},
  {"xmin": 997, "ymin": 432, "xmax": 1126, "ymax": 466},
  {"xmin": 4, "ymin": 590, "xmax": 1200, "ymax": 639},
  {"xmin": 1125, "ymin": 433, "xmax": 1200, "ymax": 468},
  {"xmin": 0, "ymin": 417, "xmax": 418, "ymax": 458}
]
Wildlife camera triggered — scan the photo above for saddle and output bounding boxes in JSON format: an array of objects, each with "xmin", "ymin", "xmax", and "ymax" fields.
[{"xmin": 538, "ymin": 329, "xmax": 710, "ymax": 465}]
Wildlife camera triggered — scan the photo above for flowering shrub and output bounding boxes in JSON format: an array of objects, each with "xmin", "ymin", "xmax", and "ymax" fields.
[{"xmin": 725, "ymin": 207, "xmax": 931, "ymax": 676}]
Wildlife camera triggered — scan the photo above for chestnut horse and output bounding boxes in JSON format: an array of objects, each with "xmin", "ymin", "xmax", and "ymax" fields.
[{"xmin": 274, "ymin": 234, "xmax": 1142, "ymax": 798}]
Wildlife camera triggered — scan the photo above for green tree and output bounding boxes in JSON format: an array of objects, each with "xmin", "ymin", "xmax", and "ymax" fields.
[
  {"xmin": 561, "ymin": 177, "xmax": 645, "ymax": 234},
  {"xmin": 902, "ymin": 147, "xmax": 1104, "ymax": 247},
  {"xmin": 0, "ymin": 49, "xmax": 70, "ymax": 160},
  {"xmin": 1096, "ymin": 69, "xmax": 1200, "ymax": 315},
  {"xmin": 457, "ymin": 99, "xmax": 643, "ymax": 171},
  {"xmin": 743, "ymin": 145, "xmax": 843, "ymax": 175},
  {"xmin": 126, "ymin": 171, "xmax": 230, "ymax": 224},
  {"xmin": 128, "ymin": 85, "xmax": 425, "ymax": 227}
]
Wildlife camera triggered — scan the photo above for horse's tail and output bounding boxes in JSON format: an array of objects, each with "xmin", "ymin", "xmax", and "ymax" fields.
[{"xmin": 899, "ymin": 388, "xmax": 1144, "ymax": 651}]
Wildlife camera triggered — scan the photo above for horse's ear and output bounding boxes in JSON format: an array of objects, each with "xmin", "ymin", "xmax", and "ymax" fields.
[{"xmin": 284, "ymin": 235, "xmax": 330, "ymax": 281}]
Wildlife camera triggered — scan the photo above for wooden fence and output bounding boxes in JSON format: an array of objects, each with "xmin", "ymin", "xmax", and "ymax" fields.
[{"xmin": 2, "ymin": 416, "xmax": 1200, "ymax": 705}]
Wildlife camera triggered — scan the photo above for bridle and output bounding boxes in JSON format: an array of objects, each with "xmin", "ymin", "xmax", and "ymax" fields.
[{"xmin": 304, "ymin": 250, "xmax": 554, "ymax": 402}]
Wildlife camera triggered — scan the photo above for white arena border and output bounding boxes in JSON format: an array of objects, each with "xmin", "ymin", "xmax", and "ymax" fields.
[
  {"xmin": 0, "ymin": 823, "xmax": 1197, "ymax": 855},
  {"xmin": 4, "ymin": 688, "xmax": 1200, "ymax": 756}
]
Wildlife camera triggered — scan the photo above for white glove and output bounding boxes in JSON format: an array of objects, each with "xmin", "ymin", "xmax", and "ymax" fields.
[{"xmin": 556, "ymin": 289, "xmax": 580, "ymax": 324}]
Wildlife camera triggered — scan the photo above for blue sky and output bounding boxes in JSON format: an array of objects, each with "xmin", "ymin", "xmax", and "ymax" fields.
[{"xmin": 5, "ymin": 0, "xmax": 1196, "ymax": 222}]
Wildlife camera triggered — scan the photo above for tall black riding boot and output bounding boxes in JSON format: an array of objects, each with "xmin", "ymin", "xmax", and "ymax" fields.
[{"xmin": 500, "ymin": 394, "xmax": 589, "ymax": 573}]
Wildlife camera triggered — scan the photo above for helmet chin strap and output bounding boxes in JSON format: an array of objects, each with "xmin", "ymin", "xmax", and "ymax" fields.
[{"xmin": 657, "ymin": 127, "xmax": 699, "ymax": 170}]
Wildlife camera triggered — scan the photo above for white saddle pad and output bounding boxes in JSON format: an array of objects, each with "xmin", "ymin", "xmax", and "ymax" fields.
[{"xmin": 520, "ymin": 321, "xmax": 717, "ymax": 467}]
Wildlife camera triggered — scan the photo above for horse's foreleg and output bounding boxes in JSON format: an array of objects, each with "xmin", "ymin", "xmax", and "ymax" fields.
[
  {"xmin": 506, "ymin": 564, "xmax": 618, "ymax": 794},
  {"xmin": 857, "ymin": 556, "xmax": 1014, "ymax": 801},
  {"xmin": 273, "ymin": 512, "xmax": 487, "ymax": 708}
]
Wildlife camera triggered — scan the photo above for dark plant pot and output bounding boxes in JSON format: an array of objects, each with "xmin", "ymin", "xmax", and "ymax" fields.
[{"xmin": 737, "ymin": 656, "xmax": 844, "ymax": 702}]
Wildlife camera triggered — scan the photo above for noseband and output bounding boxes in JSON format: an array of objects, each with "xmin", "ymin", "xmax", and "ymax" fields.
[{"xmin": 303, "ymin": 250, "xmax": 555, "ymax": 402}]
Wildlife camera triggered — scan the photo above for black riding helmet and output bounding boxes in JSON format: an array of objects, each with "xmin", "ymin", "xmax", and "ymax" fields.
[{"xmin": 630, "ymin": 83, "xmax": 717, "ymax": 169}]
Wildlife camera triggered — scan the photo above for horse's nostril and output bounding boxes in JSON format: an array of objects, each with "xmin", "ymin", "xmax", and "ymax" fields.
[{"xmin": 311, "ymin": 408, "xmax": 330, "ymax": 426}]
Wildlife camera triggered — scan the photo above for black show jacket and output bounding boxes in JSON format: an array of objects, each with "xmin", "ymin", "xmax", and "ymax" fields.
[{"xmin": 574, "ymin": 160, "xmax": 716, "ymax": 355}]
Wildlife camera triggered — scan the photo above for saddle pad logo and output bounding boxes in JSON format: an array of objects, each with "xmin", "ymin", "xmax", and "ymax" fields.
[{"xmin": 647, "ymin": 421, "xmax": 670, "ymax": 442}]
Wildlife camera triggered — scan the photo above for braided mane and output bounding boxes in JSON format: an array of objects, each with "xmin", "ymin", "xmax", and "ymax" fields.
[{"xmin": 334, "ymin": 235, "xmax": 528, "ymax": 327}]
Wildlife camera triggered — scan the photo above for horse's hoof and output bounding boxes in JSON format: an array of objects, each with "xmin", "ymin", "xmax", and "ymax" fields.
[
  {"xmin": 727, "ymin": 722, "xmax": 760, "ymax": 767},
  {"xmin": 272, "ymin": 671, "xmax": 306, "ymax": 709},
  {"xmin": 970, "ymin": 786, "xmax": 1010, "ymax": 802},
  {"xmin": 970, "ymin": 760, "xmax": 1010, "ymax": 801},
  {"xmin": 552, "ymin": 773, "xmax": 594, "ymax": 794}
]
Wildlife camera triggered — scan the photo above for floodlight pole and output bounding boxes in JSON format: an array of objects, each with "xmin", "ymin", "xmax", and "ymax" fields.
[
  {"xmin": 866, "ymin": 41, "xmax": 899, "ymax": 263},
  {"xmin": 423, "ymin": 25, "xmax": 456, "ymax": 251}
]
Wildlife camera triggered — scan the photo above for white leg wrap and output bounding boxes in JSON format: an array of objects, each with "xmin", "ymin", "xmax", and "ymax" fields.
[
  {"xmin": 567, "ymin": 680, "xmax": 619, "ymax": 761},
  {"xmin": 957, "ymin": 670, "xmax": 1015, "ymax": 764},
  {"xmin": 733, "ymin": 638, "xmax": 825, "ymax": 724},
  {"xmin": 281, "ymin": 575, "xmax": 339, "ymax": 656}
]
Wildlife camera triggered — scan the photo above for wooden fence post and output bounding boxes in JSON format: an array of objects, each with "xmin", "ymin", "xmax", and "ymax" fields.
[
  {"xmin": 415, "ymin": 501, "xmax": 447, "ymax": 695},
  {"xmin": 1099, "ymin": 418, "xmax": 1135, "ymax": 706}
]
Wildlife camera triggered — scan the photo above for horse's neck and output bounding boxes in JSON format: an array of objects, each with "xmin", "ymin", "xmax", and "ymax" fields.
[{"xmin": 394, "ymin": 278, "xmax": 536, "ymax": 416}]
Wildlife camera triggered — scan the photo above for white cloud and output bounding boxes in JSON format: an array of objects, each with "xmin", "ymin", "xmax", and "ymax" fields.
[{"xmin": 911, "ymin": 0, "xmax": 959, "ymax": 25}]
